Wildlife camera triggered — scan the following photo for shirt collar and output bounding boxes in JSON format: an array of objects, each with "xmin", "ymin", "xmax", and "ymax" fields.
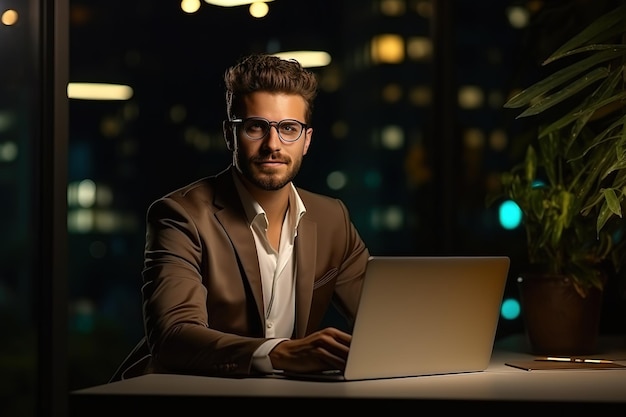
[{"xmin": 231, "ymin": 167, "xmax": 306, "ymax": 235}]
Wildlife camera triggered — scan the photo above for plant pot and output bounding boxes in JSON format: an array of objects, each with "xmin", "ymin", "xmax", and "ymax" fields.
[{"xmin": 517, "ymin": 274, "xmax": 603, "ymax": 355}]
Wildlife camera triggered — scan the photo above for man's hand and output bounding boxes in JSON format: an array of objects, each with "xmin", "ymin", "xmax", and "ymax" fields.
[{"xmin": 269, "ymin": 327, "xmax": 351, "ymax": 373}]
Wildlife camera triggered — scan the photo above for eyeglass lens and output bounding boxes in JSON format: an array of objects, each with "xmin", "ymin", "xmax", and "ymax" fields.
[{"xmin": 243, "ymin": 118, "xmax": 304, "ymax": 142}]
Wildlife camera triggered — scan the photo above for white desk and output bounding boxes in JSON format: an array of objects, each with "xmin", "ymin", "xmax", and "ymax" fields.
[{"xmin": 70, "ymin": 335, "xmax": 626, "ymax": 415}]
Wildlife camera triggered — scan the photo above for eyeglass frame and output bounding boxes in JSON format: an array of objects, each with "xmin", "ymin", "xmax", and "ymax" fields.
[{"xmin": 225, "ymin": 117, "xmax": 309, "ymax": 143}]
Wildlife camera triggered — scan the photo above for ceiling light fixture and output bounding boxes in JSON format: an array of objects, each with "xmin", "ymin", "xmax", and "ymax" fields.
[{"xmin": 203, "ymin": 0, "xmax": 273, "ymax": 7}]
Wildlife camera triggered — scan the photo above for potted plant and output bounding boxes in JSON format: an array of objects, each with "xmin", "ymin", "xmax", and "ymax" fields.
[{"xmin": 491, "ymin": 3, "xmax": 626, "ymax": 354}]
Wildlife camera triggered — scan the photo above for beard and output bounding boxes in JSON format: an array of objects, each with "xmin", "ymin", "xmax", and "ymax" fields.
[{"xmin": 235, "ymin": 150, "xmax": 302, "ymax": 191}]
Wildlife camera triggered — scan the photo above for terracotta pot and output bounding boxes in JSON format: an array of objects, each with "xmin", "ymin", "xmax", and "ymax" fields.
[{"xmin": 517, "ymin": 274, "xmax": 603, "ymax": 355}]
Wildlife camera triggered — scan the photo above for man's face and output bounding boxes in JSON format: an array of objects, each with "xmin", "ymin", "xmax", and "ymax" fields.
[{"xmin": 230, "ymin": 91, "xmax": 312, "ymax": 191}]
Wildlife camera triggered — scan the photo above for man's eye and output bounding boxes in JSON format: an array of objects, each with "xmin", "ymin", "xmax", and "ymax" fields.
[{"xmin": 247, "ymin": 121, "xmax": 265, "ymax": 130}]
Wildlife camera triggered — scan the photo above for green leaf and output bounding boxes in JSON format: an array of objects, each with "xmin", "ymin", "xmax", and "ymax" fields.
[
  {"xmin": 536, "ymin": 102, "xmax": 588, "ymax": 138},
  {"xmin": 524, "ymin": 145, "xmax": 537, "ymax": 183},
  {"xmin": 504, "ymin": 49, "xmax": 620, "ymax": 109},
  {"xmin": 575, "ymin": 146, "xmax": 612, "ymax": 205},
  {"xmin": 570, "ymin": 115, "xmax": 626, "ymax": 162},
  {"xmin": 537, "ymin": 131, "xmax": 559, "ymax": 185},
  {"xmin": 517, "ymin": 67, "xmax": 609, "ymax": 117},
  {"xmin": 597, "ymin": 200, "xmax": 614, "ymax": 235},
  {"xmin": 546, "ymin": 44, "xmax": 626, "ymax": 67},
  {"xmin": 566, "ymin": 68, "xmax": 625, "ymax": 145},
  {"xmin": 603, "ymin": 154, "xmax": 626, "ymax": 180},
  {"xmin": 548, "ymin": 5, "xmax": 626, "ymax": 60},
  {"xmin": 581, "ymin": 191, "xmax": 607, "ymax": 217},
  {"xmin": 603, "ymin": 188, "xmax": 622, "ymax": 217}
]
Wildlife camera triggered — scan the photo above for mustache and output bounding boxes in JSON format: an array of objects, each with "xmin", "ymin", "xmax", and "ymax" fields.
[{"xmin": 251, "ymin": 153, "xmax": 290, "ymax": 164}]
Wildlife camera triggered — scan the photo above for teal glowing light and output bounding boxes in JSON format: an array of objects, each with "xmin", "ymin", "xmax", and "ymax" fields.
[
  {"xmin": 532, "ymin": 179, "xmax": 546, "ymax": 188},
  {"xmin": 498, "ymin": 199, "xmax": 522, "ymax": 230},
  {"xmin": 501, "ymin": 298, "xmax": 520, "ymax": 320}
]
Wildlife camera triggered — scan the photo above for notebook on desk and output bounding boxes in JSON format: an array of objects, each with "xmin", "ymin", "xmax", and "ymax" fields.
[{"xmin": 281, "ymin": 255, "xmax": 510, "ymax": 381}]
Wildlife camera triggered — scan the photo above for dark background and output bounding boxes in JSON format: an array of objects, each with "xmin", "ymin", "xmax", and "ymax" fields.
[{"xmin": 1, "ymin": 1, "xmax": 625, "ymax": 416}]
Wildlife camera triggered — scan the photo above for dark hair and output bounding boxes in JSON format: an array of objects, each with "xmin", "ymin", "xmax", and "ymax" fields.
[{"xmin": 224, "ymin": 54, "xmax": 318, "ymax": 124}]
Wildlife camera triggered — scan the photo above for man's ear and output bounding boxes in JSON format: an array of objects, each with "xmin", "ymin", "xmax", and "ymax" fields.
[
  {"xmin": 222, "ymin": 120, "xmax": 234, "ymax": 151},
  {"xmin": 302, "ymin": 127, "xmax": 313, "ymax": 155}
]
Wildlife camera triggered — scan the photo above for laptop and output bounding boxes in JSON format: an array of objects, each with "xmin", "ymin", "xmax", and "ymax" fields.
[{"xmin": 281, "ymin": 255, "xmax": 510, "ymax": 381}]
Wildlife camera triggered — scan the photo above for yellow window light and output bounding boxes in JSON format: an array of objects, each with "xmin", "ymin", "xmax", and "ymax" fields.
[
  {"xmin": 272, "ymin": 51, "xmax": 332, "ymax": 68},
  {"xmin": 371, "ymin": 34, "xmax": 405, "ymax": 64}
]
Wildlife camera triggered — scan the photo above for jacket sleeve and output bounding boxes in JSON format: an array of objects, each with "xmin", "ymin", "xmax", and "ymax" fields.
[{"xmin": 141, "ymin": 196, "xmax": 267, "ymax": 377}]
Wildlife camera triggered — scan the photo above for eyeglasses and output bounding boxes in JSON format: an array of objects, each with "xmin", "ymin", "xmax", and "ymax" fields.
[{"xmin": 227, "ymin": 117, "xmax": 308, "ymax": 143}]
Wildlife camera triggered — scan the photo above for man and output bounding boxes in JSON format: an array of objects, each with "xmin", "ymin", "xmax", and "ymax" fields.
[{"xmin": 111, "ymin": 53, "xmax": 369, "ymax": 381}]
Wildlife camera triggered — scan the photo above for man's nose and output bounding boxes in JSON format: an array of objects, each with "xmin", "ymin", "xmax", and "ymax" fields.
[{"xmin": 262, "ymin": 125, "xmax": 282, "ymax": 150}]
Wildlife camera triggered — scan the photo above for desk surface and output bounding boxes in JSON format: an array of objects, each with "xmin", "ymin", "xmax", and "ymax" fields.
[{"xmin": 71, "ymin": 335, "xmax": 626, "ymax": 415}]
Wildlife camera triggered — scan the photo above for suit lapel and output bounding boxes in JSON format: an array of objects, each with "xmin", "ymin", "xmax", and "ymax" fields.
[
  {"xmin": 294, "ymin": 216, "xmax": 317, "ymax": 337},
  {"xmin": 212, "ymin": 170, "xmax": 265, "ymax": 324}
]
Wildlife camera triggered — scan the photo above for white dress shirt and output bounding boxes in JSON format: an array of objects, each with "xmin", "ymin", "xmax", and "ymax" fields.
[{"xmin": 232, "ymin": 171, "xmax": 306, "ymax": 373}]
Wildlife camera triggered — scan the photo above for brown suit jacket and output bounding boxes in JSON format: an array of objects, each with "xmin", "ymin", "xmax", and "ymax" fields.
[{"xmin": 111, "ymin": 166, "xmax": 369, "ymax": 380}]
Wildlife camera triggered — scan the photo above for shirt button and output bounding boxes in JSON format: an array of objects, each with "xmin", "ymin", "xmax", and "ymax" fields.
[{"xmin": 267, "ymin": 321, "xmax": 274, "ymax": 329}]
